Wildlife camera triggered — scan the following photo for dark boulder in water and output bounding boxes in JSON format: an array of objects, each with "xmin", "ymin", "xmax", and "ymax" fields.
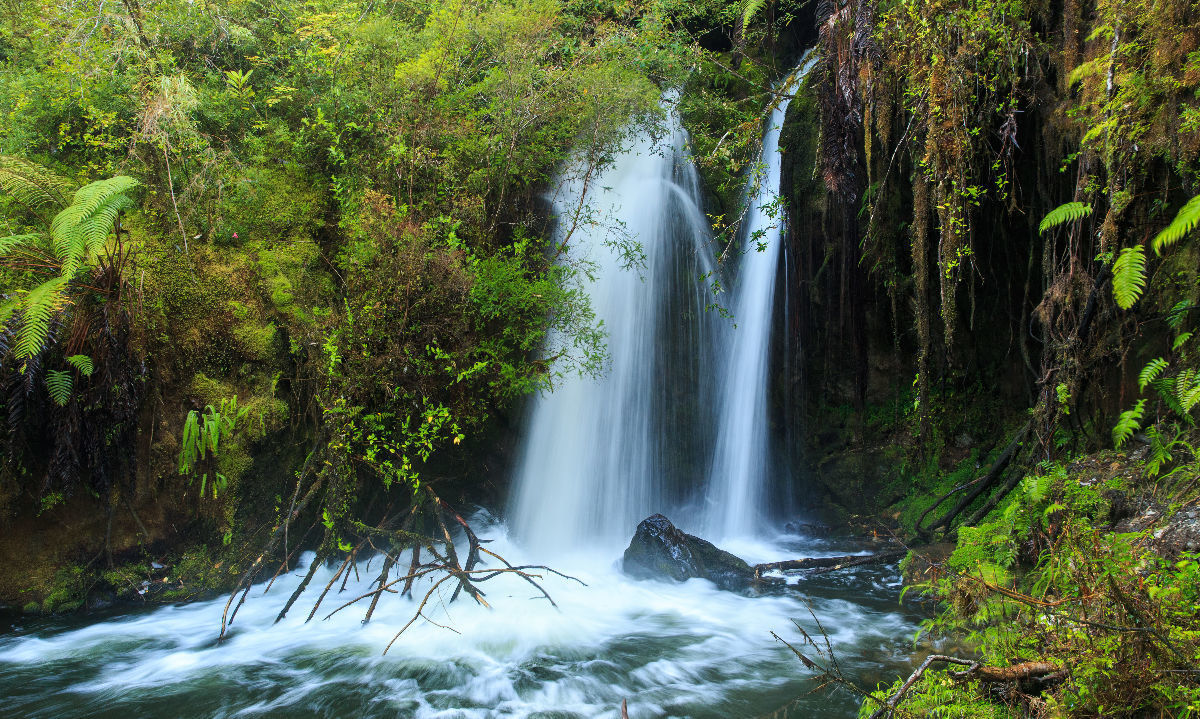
[{"xmin": 622, "ymin": 514, "xmax": 754, "ymax": 591}]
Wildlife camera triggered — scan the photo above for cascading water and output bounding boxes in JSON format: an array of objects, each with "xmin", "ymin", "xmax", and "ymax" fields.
[
  {"xmin": 508, "ymin": 104, "xmax": 719, "ymax": 555},
  {"xmin": 701, "ymin": 71, "xmax": 805, "ymax": 541},
  {"xmin": 0, "ymin": 75, "xmax": 922, "ymax": 719}
]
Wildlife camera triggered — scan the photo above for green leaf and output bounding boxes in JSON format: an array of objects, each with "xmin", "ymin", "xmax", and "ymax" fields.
[
  {"xmin": 13, "ymin": 276, "xmax": 70, "ymax": 361},
  {"xmin": 66, "ymin": 354, "xmax": 94, "ymax": 377},
  {"xmin": 44, "ymin": 369, "xmax": 72, "ymax": 406},
  {"xmin": 1152, "ymin": 194, "xmax": 1200, "ymax": 255},
  {"xmin": 1139, "ymin": 357, "xmax": 1168, "ymax": 391},
  {"xmin": 0, "ymin": 156, "xmax": 71, "ymax": 216},
  {"xmin": 1039, "ymin": 202, "xmax": 1092, "ymax": 234},
  {"xmin": 742, "ymin": 0, "xmax": 767, "ymax": 27},
  {"xmin": 1111, "ymin": 245, "xmax": 1147, "ymax": 310},
  {"xmin": 1113, "ymin": 399, "xmax": 1146, "ymax": 448}
]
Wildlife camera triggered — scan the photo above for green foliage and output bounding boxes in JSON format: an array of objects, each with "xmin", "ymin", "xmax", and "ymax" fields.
[
  {"xmin": 0, "ymin": 155, "xmax": 70, "ymax": 218},
  {"xmin": 1140, "ymin": 357, "xmax": 1169, "ymax": 391},
  {"xmin": 178, "ymin": 397, "xmax": 249, "ymax": 500},
  {"xmin": 1111, "ymin": 244, "xmax": 1148, "ymax": 310},
  {"xmin": 1153, "ymin": 194, "xmax": 1200, "ymax": 255},
  {"xmin": 1038, "ymin": 201, "xmax": 1093, "ymax": 234},
  {"xmin": 44, "ymin": 369, "xmax": 71, "ymax": 406},
  {"xmin": 1113, "ymin": 398, "xmax": 1146, "ymax": 448}
]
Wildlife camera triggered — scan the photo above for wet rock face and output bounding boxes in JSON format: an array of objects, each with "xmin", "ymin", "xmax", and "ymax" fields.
[{"xmin": 621, "ymin": 514, "xmax": 753, "ymax": 591}]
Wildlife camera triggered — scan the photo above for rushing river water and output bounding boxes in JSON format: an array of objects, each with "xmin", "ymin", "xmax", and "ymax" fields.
[
  {"xmin": 0, "ymin": 67, "xmax": 924, "ymax": 718},
  {"xmin": 0, "ymin": 521, "xmax": 921, "ymax": 718}
]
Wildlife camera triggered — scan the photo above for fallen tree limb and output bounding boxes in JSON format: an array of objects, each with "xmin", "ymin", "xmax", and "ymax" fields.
[
  {"xmin": 923, "ymin": 420, "xmax": 1031, "ymax": 535},
  {"xmin": 754, "ymin": 549, "xmax": 906, "ymax": 578}
]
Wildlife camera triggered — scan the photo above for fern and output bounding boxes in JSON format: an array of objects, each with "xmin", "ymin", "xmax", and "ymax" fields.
[
  {"xmin": 0, "ymin": 155, "xmax": 71, "ymax": 217},
  {"xmin": 1139, "ymin": 357, "xmax": 1168, "ymax": 391},
  {"xmin": 66, "ymin": 354, "xmax": 94, "ymax": 376},
  {"xmin": 742, "ymin": 0, "xmax": 768, "ymax": 27},
  {"xmin": 1166, "ymin": 300, "xmax": 1195, "ymax": 331},
  {"xmin": 1152, "ymin": 194, "xmax": 1200, "ymax": 255},
  {"xmin": 1177, "ymin": 369, "xmax": 1200, "ymax": 416},
  {"xmin": 1174, "ymin": 332, "xmax": 1194, "ymax": 352},
  {"xmin": 45, "ymin": 369, "xmax": 72, "ymax": 406},
  {"xmin": 49, "ymin": 176, "xmax": 138, "ymax": 276},
  {"xmin": 1112, "ymin": 244, "xmax": 1147, "ymax": 309},
  {"xmin": 1145, "ymin": 426, "xmax": 1172, "ymax": 477},
  {"xmin": 1113, "ymin": 398, "xmax": 1146, "ymax": 448},
  {"xmin": 11, "ymin": 276, "xmax": 70, "ymax": 362},
  {"xmin": 1039, "ymin": 202, "xmax": 1092, "ymax": 234}
]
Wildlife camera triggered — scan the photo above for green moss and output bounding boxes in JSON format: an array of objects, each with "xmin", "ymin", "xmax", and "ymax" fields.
[{"xmin": 233, "ymin": 320, "xmax": 277, "ymax": 362}]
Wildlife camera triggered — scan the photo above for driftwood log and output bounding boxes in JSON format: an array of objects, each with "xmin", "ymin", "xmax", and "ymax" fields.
[{"xmin": 753, "ymin": 549, "xmax": 906, "ymax": 579}]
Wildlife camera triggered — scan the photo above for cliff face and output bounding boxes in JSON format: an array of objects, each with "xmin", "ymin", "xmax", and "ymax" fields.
[{"xmin": 771, "ymin": 0, "xmax": 1200, "ymax": 520}]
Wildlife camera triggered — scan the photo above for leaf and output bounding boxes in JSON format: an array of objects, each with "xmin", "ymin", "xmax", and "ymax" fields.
[
  {"xmin": 741, "ymin": 0, "xmax": 768, "ymax": 27},
  {"xmin": 1165, "ymin": 300, "xmax": 1195, "ymax": 331},
  {"xmin": 1111, "ymin": 245, "xmax": 1147, "ymax": 310},
  {"xmin": 0, "ymin": 156, "xmax": 72, "ymax": 216},
  {"xmin": 49, "ymin": 176, "xmax": 138, "ymax": 275},
  {"xmin": 66, "ymin": 354, "xmax": 93, "ymax": 377},
  {"xmin": 44, "ymin": 369, "xmax": 72, "ymax": 406},
  {"xmin": 1039, "ymin": 202, "xmax": 1092, "ymax": 234},
  {"xmin": 1174, "ymin": 332, "xmax": 1193, "ymax": 352},
  {"xmin": 1152, "ymin": 194, "xmax": 1200, "ymax": 255},
  {"xmin": 13, "ymin": 276, "xmax": 71, "ymax": 361},
  {"xmin": 1112, "ymin": 399, "xmax": 1146, "ymax": 448},
  {"xmin": 1139, "ymin": 358, "xmax": 1168, "ymax": 391}
]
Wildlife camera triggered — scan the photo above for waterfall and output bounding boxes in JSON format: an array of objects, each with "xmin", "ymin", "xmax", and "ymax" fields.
[
  {"xmin": 702, "ymin": 65, "xmax": 809, "ymax": 540},
  {"xmin": 508, "ymin": 104, "xmax": 718, "ymax": 555}
]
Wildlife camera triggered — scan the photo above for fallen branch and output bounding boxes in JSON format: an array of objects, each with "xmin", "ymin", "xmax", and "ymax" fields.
[{"xmin": 754, "ymin": 549, "xmax": 906, "ymax": 578}]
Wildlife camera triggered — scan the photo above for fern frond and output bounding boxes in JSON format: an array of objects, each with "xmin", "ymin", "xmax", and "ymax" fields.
[
  {"xmin": 50, "ymin": 176, "xmax": 138, "ymax": 274},
  {"xmin": 742, "ymin": 0, "xmax": 768, "ymax": 27},
  {"xmin": 1145, "ymin": 427, "xmax": 1171, "ymax": 477},
  {"xmin": 1152, "ymin": 194, "xmax": 1200, "ymax": 255},
  {"xmin": 1174, "ymin": 332, "xmax": 1193, "ymax": 352},
  {"xmin": 0, "ymin": 233, "xmax": 44, "ymax": 258},
  {"xmin": 45, "ymin": 369, "xmax": 72, "ymax": 406},
  {"xmin": 1166, "ymin": 300, "xmax": 1195, "ymax": 331},
  {"xmin": 1112, "ymin": 244, "xmax": 1147, "ymax": 309},
  {"xmin": 66, "ymin": 354, "xmax": 94, "ymax": 376},
  {"xmin": 1139, "ymin": 357, "xmax": 1168, "ymax": 391},
  {"xmin": 1113, "ymin": 398, "xmax": 1146, "ymax": 448},
  {"xmin": 12, "ymin": 276, "xmax": 70, "ymax": 361},
  {"xmin": 1039, "ymin": 202, "xmax": 1092, "ymax": 234},
  {"xmin": 0, "ymin": 156, "xmax": 72, "ymax": 216},
  {"xmin": 1177, "ymin": 369, "xmax": 1200, "ymax": 416}
]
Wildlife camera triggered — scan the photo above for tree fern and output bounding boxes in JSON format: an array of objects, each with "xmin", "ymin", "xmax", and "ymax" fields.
[
  {"xmin": 1113, "ymin": 398, "xmax": 1146, "ymax": 448},
  {"xmin": 1139, "ymin": 357, "xmax": 1168, "ymax": 391},
  {"xmin": 12, "ymin": 276, "xmax": 70, "ymax": 363},
  {"xmin": 49, "ymin": 176, "xmax": 138, "ymax": 276},
  {"xmin": 66, "ymin": 354, "xmax": 93, "ymax": 376},
  {"xmin": 1038, "ymin": 202, "xmax": 1092, "ymax": 234},
  {"xmin": 1152, "ymin": 194, "xmax": 1200, "ymax": 255},
  {"xmin": 44, "ymin": 369, "xmax": 72, "ymax": 406},
  {"xmin": 0, "ymin": 156, "xmax": 71, "ymax": 217},
  {"xmin": 1111, "ymin": 244, "xmax": 1147, "ymax": 309}
]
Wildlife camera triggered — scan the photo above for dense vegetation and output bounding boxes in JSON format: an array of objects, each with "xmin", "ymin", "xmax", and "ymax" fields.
[{"xmin": 1, "ymin": 0, "xmax": 1198, "ymax": 716}]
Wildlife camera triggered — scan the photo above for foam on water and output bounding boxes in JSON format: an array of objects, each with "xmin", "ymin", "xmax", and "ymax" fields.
[{"xmin": 0, "ymin": 523, "xmax": 917, "ymax": 718}]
